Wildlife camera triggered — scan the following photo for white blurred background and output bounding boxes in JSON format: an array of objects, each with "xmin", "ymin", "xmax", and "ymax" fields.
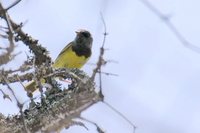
[{"xmin": 1, "ymin": 0, "xmax": 200, "ymax": 133}]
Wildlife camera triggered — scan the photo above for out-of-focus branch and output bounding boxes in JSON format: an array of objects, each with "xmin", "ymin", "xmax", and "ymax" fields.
[
  {"xmin": 2, "ymin": 76, "xmax": 29, "ymax": 132},
  {"xmin": 1, "ymin": 60, "xmax": 32, "ymax": 74},
  {"xmin": 79, "ymin": 117, "xmax": 105, "ymax": 133},
  {"xmin": 0, "ymin": 89, "xmax": 12, "ymax": 101},
  {"xmin": 0, "ymin": 72, "xmax": 34, "ymax": 84},
  {"xmin": 97, "ymin": 71, "xmax": 118, "ymax": 76},
  {"xmin": 0, "ymin": 2, "xmax": 51, "ymax": 66},
  {"xmin": 0, "ymin": 2, "xmax": 15, "ymax": 66},
  {"xmin": 5, "ymin": 0, "xmax": 22, "ymax": 11},
  {"xmin": 103, "ymin": 101, "xmax": 137, "ymax": 133},
  {"xmin": 139, "ymin": 0, "xmax": 200, "ymax": 53}
]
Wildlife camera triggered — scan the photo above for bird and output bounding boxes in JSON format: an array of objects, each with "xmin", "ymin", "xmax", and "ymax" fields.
[{"xmin": 25, "ymin": 29, "xmax": 93, "ymax": 93}]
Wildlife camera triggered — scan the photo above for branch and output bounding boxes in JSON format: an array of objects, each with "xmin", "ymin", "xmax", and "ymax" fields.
[
  {"xmin": 79, "ymin": 117, "xmax": 105, "ymax": 133},
  {"xmin": 91, "ymin": 13, "xmax": 108, "ymax": 100},
  {"xmin": 0, "ymin": 2, "xmax": 116, "ymax": 133},
  {"xmin": 0, "ymin": 3, "xmax": 15, "ymax": 66},
  {"xmin": 91, "ymin": 13, "xmax": 108, "ymax": 81},
  {"xmin": 0, "ymin": 82, "xmax": 101, "ymax": 133},
  {"xmin": 0, "ymin": 89, "xmax": 12, "ymax": 101},
  {"xmin": 2, "ymin": 76, "xmax": 29, "ymax": 132},
  {"xmin": 103, "ymin": 101, "xmax": 137, "ymax": 133},
  {"xmin": 0, "ymin": 69, "xmax": 101, "ymax": 133},
  {"xmin": 139, "ymin": 0, "xmax": 200, "ymax": 53},
  {"xmin": 0, "ymin": 2, "xmax": 52, "ymax": 66},
  {"xmin": 5, "ymin": 0, "xmax": 22, "ymax": 11}
]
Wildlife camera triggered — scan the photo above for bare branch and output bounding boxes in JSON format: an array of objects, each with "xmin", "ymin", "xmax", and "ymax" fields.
[
  {"xmin": 79, "ymin": 117, "xmax": 105, "ymax": 133},
  {"xmin": 139, "ymin": 0, "xmax": 200, "ymax": 53},
  {"xmin": 0, "ymin": 34, "xmax": 8, "ymax": 38},
  {"xmin": 70, "ymin": 120, "xmax": 89, "ymax": 130},
  {"xmin": 5, "ymin": 0, "xmax": 22, "ymax": 11},
  {"xmin": 0, "ymin": 2, "xmax": 51, "ymax": 66},
  {"xmin": 0, "ymin": 72, "xmax": 34, "ymax": 84},
  {"xmin": 0, "ymin": 2, "xmax": 130, "ymax": 133},
  {"xmin": 0, "ymin": 84, "xmax": 101, "ymax": 133},
  {"xmin": 97, "ymin": 71, "xmax": 118, "ymax": 76},
  {"xmin": 0, "ymin": 89, "xmax": 12, "ymax": 101},
  {"xmin": 91, "ymin": 13, "xmax": 108, "ymax": 81},
  {"xmin": 0, "ymin": 3, "xmax": 15, "ymax": 66},
  {"xmin": 2, "ymin": 76, "xmax": 29, "ymax": 133},
  {"xmin": 90, "ymin": 13, "xmax": 109, "ymax": 100},
  {"xmin": 103, "ymin": 101, "xmax": 137, "ymax": 133},
  {"xmin": 100, "ymin": 12, "xmax": 107, "ymax": 48}
]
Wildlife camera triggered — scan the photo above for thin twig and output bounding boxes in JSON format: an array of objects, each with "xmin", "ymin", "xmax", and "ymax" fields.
[
  {"xmin": 100, "ymin": 12, "xmax": 107, "ymax": 48},
  {"xmin": 2, "ymin": 76, "xmax": 29, "ymax": 133},
  {"xmin": 0, "ymin": 89, "xmax": 12, "ymax": 101},
  {"xmin": 91, "ymin": 12, "xmax": 108, "ymax": 81},
  {"xmin": 0, "ymin": 2, "xmax": 52, "ymax": 66},
  {"xmin": 2, "ymin": 77, "xmax": 18, "ymax": 103},
  {"xmin": 103, "ymin": 101, "xmax": 137, "ymax": 133},
  {"xmin": 5, "ymin": 0, "xmax": 22, "ymax": 11},
  {"xmin": 16, "ymin": 75, "xmax": 27, "ymax": 90},
  {"xmin": 0, "ymin": 34, "xmax": 8, "ymax": 38},
  {"xmin": 4, "ymin": 9, "xmax": 15, "ymax": 53},
  {"xmin": 91, "ymin": 13, "xmax": 108, "ymax": 100},
  {"xmin": 79, "ymin": 117, "xmax": 105, "ymax": 133},
  {"xmin": 97, "ymin": 71, "xmax": 118, "ymax": 76},
  {"xmin": 99, "ymin": 66, "xmax": 103, "ymax": 96},
  {"xmin": 139, "ymin": 0, "xmax": 200, "ymax": 53},
  {"xmin": 33, "ymin": 58, "xmax": 43, "ymax": 94},
  {"xmin": 0, "ymin": 3, "xmax": 15, "ymax": 65}
]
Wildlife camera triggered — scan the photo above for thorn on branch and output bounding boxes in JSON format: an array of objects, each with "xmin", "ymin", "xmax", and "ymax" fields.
[
  {"xmin": 97, "ymin": 71, "xmax": 118, "ymax": 76},
  {"xmin": 70, "ymin": 120, "xmax": 89, "ymax": 131},
  {"xmin": 0, "ymin": 89, "xmax": 12, "ymax": 101},
  {"xmin": 79, "ymin": 117, "xmax": 105, "ymax": 133}
]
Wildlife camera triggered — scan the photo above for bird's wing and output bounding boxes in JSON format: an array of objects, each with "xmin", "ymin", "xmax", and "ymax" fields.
[{"xmin": 55, "ymin": 42, "xmax": 74, "ymax": 61}]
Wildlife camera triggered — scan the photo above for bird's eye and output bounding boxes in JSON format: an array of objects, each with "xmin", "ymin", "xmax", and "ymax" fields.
[{"xmin": 81, "ymin": 32, "xmax": 90, "ymax": 38}]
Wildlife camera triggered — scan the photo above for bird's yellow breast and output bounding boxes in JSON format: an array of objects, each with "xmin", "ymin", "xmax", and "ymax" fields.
[{"xmin": 53, "ymin": 46, "xmax": 89, "ymax": 69}]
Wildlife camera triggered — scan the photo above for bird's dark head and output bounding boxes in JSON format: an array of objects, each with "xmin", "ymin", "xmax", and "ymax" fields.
[{"xmin": 74, "ymin": 29, "xmax": 93, "ymax": 48}]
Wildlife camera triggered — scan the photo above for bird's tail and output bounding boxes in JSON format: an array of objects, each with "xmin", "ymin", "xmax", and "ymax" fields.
[{"xmin": 25, "ymin": 80, "xmax": 37, "ymax": 93}]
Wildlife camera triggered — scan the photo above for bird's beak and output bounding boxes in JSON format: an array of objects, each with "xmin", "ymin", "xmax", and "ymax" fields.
[{"xmin": 75, "ymin": 31, "xmax": 80, "ymax": 34}]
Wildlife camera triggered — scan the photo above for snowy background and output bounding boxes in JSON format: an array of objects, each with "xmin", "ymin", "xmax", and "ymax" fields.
[{"xmin": 1, "ymin": 0, "xmax": 200, "ymax": 133}]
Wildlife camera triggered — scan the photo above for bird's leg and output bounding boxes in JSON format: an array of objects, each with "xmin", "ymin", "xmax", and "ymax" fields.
[
  {"xmin": 27, "ymin": 91, "xmax": 36, "ymax": 108},
  {"xmin": 68, "ymin": 77, "xmax": 77, "ymax": 91}
]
